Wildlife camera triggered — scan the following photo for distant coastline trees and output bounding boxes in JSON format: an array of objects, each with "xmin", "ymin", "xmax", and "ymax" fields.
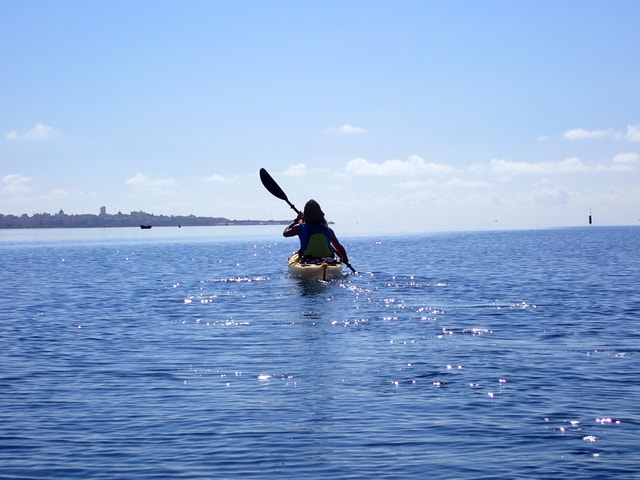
[{"xmin": 0, "ymin": 207, "xmax": 288, "ymax": 229}]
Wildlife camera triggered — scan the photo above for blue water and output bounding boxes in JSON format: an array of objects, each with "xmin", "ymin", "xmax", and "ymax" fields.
[{"xmin": 1, "ymin": 226, "xmax": 639, "ymax": 479}]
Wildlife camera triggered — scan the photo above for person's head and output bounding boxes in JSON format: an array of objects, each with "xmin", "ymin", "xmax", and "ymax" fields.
[{"xmin": 303, "ymin": 199, "xmax": 325, "ymax": 224}]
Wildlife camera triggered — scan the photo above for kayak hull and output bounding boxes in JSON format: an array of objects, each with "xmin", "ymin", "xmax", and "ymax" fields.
[{"xmin": 287, "ymin": 253, "xmax": 343, "ymax": 281}]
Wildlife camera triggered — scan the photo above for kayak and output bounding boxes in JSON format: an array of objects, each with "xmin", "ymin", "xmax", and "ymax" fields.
[
  {"xmin": 287, "ymin": 253, "xmax": 343, "ymax": 281},
  {"xmin": 287, "ymin": 252, "xmax": 344, "ymax": 281}
]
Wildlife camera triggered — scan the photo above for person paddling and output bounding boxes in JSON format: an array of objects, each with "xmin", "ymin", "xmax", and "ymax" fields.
[{"xmin": 283, "ymin": 199, "xmax": 349, "ymax": 264}]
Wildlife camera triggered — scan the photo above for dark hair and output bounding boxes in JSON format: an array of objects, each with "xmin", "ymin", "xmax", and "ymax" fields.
[{"xmin": 303, "ymin": 199, "xmax": 326, "ymax": 224}]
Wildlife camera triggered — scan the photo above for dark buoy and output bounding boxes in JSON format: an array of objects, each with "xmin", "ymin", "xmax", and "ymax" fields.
[{"xmin": 588, "ymin": 209, "xmax": 592, "ymax": 225}]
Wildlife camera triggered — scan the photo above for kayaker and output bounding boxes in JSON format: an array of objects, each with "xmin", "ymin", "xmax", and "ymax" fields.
[{"xmin": 283, "ymin": 199, "xmax": 349, "ymax": 264}]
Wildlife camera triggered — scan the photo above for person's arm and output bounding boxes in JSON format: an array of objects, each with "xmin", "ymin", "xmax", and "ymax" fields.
[
  {"xmin": 283, "ymin": 212, "xmax": 303, "ymax": 237},
  {"xmin": 329, "ymin": 228, "xmax": 348, "ymax": 262}
]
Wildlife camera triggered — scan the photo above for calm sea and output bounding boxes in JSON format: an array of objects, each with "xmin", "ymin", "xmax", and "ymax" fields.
[{"xmin": 1, "ymin": 226, "xmax": 639, "ymax": 479}]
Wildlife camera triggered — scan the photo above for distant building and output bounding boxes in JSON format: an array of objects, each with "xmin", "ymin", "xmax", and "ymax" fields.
[{"xmin": 100, "ymin": 206, "xmax": 106, "ymax": 216}]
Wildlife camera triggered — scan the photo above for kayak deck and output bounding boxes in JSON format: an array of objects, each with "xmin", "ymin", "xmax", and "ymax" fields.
[{"xmin": 287, "ymin": 253, "xmax": 343, "ymax": 281}]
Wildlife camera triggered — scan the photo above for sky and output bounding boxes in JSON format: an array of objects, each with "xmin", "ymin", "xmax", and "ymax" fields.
[{"xmin": 1, "ymin": 0, "xmax": 639, "ymax": 235}]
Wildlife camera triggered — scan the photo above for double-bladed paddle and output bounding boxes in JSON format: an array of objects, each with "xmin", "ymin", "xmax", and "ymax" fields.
[{"xmin": 259, "ymin": 168, "xmax": 357, "ymax": 274}]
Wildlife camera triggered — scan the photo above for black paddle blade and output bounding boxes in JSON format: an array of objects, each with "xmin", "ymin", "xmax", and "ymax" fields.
[{"xmin": 259, "ymin": 168, "xmax": 289, "ymax": 202}]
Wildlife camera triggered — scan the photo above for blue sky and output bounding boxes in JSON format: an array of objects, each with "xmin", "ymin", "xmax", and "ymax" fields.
[{"xmin": 2, "ymin": 0, "xmax": 639, "ymax": 234}]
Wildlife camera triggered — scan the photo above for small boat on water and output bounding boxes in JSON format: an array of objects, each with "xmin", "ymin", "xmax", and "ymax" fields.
[
  {"xmin": 287, "ymin": 252, "xmax": 343, "ymax": 281},
  {"xmin": 140, "ymin": 225, "xmax": 152, "ymax": 229}
]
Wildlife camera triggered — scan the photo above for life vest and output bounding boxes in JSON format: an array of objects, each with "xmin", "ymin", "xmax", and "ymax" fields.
[{"xmin": 299, "ymin": 223, "xmax": 333, "ymax": 258}]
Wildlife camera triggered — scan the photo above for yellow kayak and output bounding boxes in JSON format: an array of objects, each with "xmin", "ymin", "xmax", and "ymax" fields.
[{"xmin": 287, "ymin": 252, "xmax": 344, "ymax": 281}]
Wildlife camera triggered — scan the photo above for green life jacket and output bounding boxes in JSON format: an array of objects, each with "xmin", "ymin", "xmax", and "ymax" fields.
[{"xmin": 299, "ymin": 223, "xmax": 333, "ymax": 258}]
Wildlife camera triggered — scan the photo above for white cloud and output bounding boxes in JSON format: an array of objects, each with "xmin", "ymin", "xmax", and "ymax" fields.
[
  {"xmin": 562, "ymin": 124, "xmax": 640, "ymax": 142},
  {"xmin": 125, "ymin": 172, "xmax": 175, "ymax": 189},
  {"xmin": 563, "ymin": 128, "xmax": 613, "ymax": 140},
  {"xmin": 6, "ymin": 123, "xmax": 60, "ymax": 141},
  {"xmin": 202, "ymin": 174, "xmax": 226, "ymax": 182},
  {"xmin": 443, "ymin": 177, "xmax": 491, "ymax": 189},
  {"xmin": 346, "ymin": 155, "xmax": 455, "ymax": 176},
  {"xmin": 2, "ymin": 174, "xmax": 33, "ymax": 193},
  {"xmin": 490, "ymin": 154, "xmax": 638, "ymax": 176},
  {"xmin": 625, "ymin": 124, "xmax": 640, "ymax": 142},
  {"xmin": 327, "ymin": 124, "xmax": 366, "ymax": 134},
  {"xmin": 528, "ymin": 185, "xmax": 571, "ymax": 205},
  {"xmin": 396, "ymin": 179, "xmax": 436, "ymax": 189},
  {"xmin": 46, "ymin": 189, "xmax": 71, "ymax": 199},
  {"xmin": 125, "ymin": 172, "xmax": 147, "ymax": 185},
  {"xmin": 490, "ymin": 157, "xmax": 590, "ymax": 175},
  {"xmin": 611, "ymin": 152, "xmax": 639, "ymax": 167},
  {"xmin": 285, "ymin": 163, "xmax": 307, "ymax": 176}
]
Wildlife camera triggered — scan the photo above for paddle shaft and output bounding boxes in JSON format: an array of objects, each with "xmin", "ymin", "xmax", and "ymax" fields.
[{"xmin": 259, "ymin": 168, "xmax": 357, "ymax": 274}]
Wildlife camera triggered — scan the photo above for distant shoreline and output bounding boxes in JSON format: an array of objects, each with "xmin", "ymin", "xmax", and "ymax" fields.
[
  {"xmin": 0, "ymin": 210, "xmax": 290, "ymax": 229},
  {"xmin": 0, "ymin": 222, "xmax": 290, "ymax": 230}
]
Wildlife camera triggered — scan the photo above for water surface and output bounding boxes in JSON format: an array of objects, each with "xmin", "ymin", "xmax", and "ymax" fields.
[{"xmin": 1, "ymin": 226, "xmax": 639, "ymax": 479}]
